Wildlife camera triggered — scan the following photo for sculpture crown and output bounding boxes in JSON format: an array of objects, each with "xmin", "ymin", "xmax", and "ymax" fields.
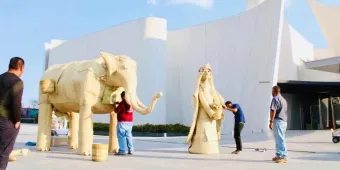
[
  {"xmin": 199, "ymin": 64, "xmax": 212, "ymax": 72},
  {"xmin": 205, "ymin": 63, "xmax": 211, "ymax": 70}
]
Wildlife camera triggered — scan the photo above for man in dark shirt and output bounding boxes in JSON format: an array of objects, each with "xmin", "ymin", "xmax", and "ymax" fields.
[
  {"xmin": 0, "ymin": 57, "xmax": 24, "ymax": 170},
  {"xmin": 224, "ymin": 101, "xmax": 246, "ymax": 154}
]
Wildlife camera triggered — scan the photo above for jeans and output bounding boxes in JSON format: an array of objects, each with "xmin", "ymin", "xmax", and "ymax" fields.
[
  {"xmin": 117, "ymin": 122, "xmax": 134, "ymax": 153},
  {"xmin": 0, "ymin": 118, "xmax": 20, "ymax": 170},
  {"xmin": 273, "ymin": 119, "xmax": 288, "ymax": 159},
  {"xmin": 234, "ymin": 122, "xmax": 244, "ymax": 151}
]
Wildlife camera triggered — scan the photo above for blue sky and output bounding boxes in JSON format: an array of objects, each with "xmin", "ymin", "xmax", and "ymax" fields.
[{"xmin": 0, "ymin": 0, "xmax": 339, "ymax": 107}]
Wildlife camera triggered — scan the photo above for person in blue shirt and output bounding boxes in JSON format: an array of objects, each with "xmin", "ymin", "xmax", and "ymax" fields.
[{"xmin": 224, "ymin": 101, "xmax": 246, "ymax": 154}]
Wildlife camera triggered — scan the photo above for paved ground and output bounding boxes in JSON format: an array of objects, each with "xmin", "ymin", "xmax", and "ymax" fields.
[{"xmin": 8, "ymin": 124, "xmax": 340, "ymax": 170}]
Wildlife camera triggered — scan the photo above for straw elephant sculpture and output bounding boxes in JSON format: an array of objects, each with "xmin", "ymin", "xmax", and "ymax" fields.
[{"xmin": 36, "ymin": 52, "xmax": 162, "ymax": 155}]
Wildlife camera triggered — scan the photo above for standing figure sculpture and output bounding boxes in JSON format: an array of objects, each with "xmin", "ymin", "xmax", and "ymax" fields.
[{"xmin": 186, "ymin": 64, "xmax": 225, "ymax": 154}]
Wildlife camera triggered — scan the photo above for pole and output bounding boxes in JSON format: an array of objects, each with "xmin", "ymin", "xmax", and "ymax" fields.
[
  {"xmin": 330, "ymin": 96, "xmax": 336, "ymax": 129},
  {"xmin": 318, "ymin": 95, "xmax": 323, "ymax": 129}
]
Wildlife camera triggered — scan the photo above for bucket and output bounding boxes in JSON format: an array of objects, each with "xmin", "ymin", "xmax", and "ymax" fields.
[
  {"xmin": 92, "ymin": 143, "xmax": 109, "ymax": 162},
  {"xmin": 40, "ymin": 80, "xmax": 55, "ymax": 93}
]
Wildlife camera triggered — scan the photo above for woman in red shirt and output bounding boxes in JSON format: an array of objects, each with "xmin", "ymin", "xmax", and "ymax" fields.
[{"xmin": 114, "ymin": 91, "xmax": 134, "ymax": 155}]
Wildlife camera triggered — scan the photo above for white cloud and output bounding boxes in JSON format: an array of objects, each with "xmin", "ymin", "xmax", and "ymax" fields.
[
  {"xmin": 148, "ymin": 0, "xmax": 157, "ymax": 5},
  {"xmin": 147, "ymin": 0, "xmax": 214, "ymax": 9}
]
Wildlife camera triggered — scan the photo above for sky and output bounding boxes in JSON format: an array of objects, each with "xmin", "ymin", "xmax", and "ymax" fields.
[{"xmin": 0, "ymin": 0, "xmax": 339, "ymax": 107}]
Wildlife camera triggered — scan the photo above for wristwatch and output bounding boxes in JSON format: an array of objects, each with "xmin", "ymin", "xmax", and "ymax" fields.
[{"xmin": 269, "ymin": 120, "xmax": 273, "ymax": 123}]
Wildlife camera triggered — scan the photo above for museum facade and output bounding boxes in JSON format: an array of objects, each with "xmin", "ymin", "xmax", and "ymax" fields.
[{"xmin": 44, "ymin": 0, "xmax": 340, "ymax": 134}]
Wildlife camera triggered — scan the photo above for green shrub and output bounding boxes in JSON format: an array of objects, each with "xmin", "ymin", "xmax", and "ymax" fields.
[
  {"xmin": 93, "ymin": 123, "xmax": 190, "ymax": 133},
  {"xmin": 93, "ymin": 123, "xmax": 109, "ymax": 131}
]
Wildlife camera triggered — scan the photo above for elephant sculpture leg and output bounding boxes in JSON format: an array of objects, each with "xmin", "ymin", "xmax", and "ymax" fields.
[
  {"xmin": 68, "ymin": 112, "xmax": 79, "ymax": 149},
  {"xmin": 36, "ymin": 102, "xmax": 53, "ymax": 151},
  {"xmin": 78, "ymin": 104, "xmax": 93, "ymax": 155},
  {"xmin": 109, "ymin": 112, "xmax": 119, "ymax": 153}
]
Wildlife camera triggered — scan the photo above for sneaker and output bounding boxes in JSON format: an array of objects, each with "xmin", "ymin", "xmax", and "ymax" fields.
[
  {"xmin": 114, "ymin": 152, "xmax": 126, "ymax": 156},
  {"xmin": 8, "ymin": 157, "xmax": 16, "ymax": 162},
  {"xmin": 275, "ymin": 158, "xmax": 288, "ymax": 163},
  {"xmin": 128, "ymin": 152, "xmax": 133, "ymax": 155},
  {"xmin": 231, "ymin": 150, "xmax": 240, "ymax": 154}
]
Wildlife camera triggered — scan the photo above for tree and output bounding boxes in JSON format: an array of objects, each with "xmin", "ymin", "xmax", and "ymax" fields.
[{"xmin": 30, "ymin": 100, "xmax": 39, "ymax": 109}]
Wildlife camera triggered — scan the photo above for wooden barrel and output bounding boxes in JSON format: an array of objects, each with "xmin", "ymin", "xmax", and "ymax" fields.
[
  {"xmin": 92, "ymin": 143, "xmax": 108, "ymax": 162},
  {"xmin": 40, "ymin": 80, "xmax": 55, "ymax": 93}
]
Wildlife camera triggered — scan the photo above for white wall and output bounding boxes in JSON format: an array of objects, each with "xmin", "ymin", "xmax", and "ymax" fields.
[
  {"xmin": 277, "ymin": 21, "xmax": 340, "ymax": 82},
  {"xmin": 47, "ymin": 17, "xmax": 167, "ymax": 125},
  {"xmin": 289, "ymin": 26, "xmax": 340, "ymax": 82},
  {"xmin": 44, "ymin": 39, "xmax": 65, "ymax": 71},
  {"xmin": 278, "ymin": 21, "xmax": 299, "ymax": 81},
  {"xmin": 166, "ymin": 0, "xmax": 284, "ymax": 134},
  {"xmin": 246, "ymin": 0, "xmax": 265, "ymax": 10},
  {"xmin": 298, "ymin": 63, "xmax": 340, "ymax": 82},
  {"xmin": 289, "ymin": 25, "xmax": 314, "ymax": 63}
]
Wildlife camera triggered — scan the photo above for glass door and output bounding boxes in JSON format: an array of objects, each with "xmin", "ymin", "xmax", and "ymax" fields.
[{"xmin": 309, "ymin": 105, "xmax": 320, "ymax": 130}]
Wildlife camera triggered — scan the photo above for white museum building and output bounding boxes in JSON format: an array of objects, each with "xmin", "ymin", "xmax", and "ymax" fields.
[{"xmin": 44, "ymin": 0, "xmax": 340, "ymax": 135}]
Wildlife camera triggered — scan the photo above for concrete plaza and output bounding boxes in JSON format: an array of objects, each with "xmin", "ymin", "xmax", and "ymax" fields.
[{"xmin": 8, "ymin": 124, "xmax": 340, "ymax": 170}]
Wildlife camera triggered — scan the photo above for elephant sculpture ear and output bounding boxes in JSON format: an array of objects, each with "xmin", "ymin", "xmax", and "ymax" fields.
[{"xmin": 100, "ymin": 51, "xmax": 116, "ymax": 75}]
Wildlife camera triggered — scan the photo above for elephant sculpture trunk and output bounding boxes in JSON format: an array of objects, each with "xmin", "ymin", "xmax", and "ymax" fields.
[{"xmin": 125, "ymin": 92, "xmax": 162, "ymax": 115}]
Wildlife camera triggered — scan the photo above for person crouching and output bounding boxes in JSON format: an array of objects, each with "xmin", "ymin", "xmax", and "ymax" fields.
[{"xmin": 114, "ymin": 91, "xmax": 134, "ymax": 155}]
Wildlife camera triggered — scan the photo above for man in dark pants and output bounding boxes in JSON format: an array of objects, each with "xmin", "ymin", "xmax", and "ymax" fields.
[
  {"xmin": 224, "ymin": 101, "xmax": 246, "ymax": 154},
  {"xmin": 0, "ymin": 57, "xmax": 25, "ymax": 170}
]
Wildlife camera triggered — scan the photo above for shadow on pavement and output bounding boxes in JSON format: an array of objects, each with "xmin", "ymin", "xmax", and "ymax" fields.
[
  {"xmin": 46, "ymin": 155, "xmax": 89, "ymax": 161},
  {"xmin": 294, "ymin": 153, "xmax": 340, "ymax": 162},
  {"xmin": 130, "ymin": 154, "xmax": 272, "ymax": 163},
  {"xmin": 137, "ymin": 149, "xmax": 188, "ymax": 154}
]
